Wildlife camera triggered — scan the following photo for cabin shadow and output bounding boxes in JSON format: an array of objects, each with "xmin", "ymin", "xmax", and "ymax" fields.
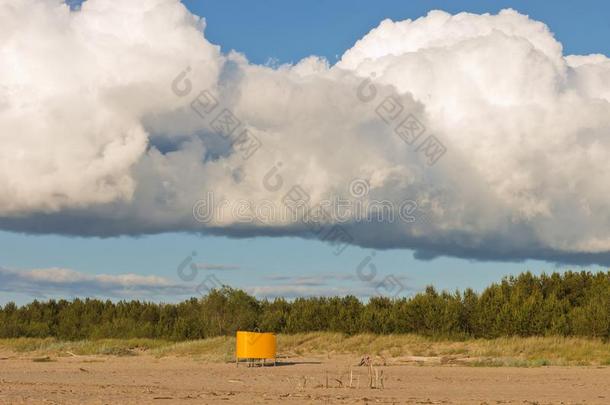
[{"xmin": 233, "ymin": 359, "xmax": 323, "ymax": 367}]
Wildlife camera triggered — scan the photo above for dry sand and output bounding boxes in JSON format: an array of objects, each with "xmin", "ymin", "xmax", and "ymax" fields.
[{"xmin": 0, "ymin": 351, "xmax": 608, "ymax": 404}]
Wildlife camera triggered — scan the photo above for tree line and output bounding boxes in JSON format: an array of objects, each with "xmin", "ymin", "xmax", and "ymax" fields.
[{"xmin": 0, "ymin": 271, "xmax": 608, "ymax": 340}]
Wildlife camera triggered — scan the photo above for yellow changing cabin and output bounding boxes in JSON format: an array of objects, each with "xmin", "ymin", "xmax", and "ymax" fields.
[{"xmin": 235, "ymin": 331, "xmax": 277, "ymax": 366}]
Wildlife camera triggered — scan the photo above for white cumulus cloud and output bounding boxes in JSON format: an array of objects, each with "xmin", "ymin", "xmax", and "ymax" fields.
[{"xmin": 1, "ymin": 1, "xmax": 610, "ymax": 265}]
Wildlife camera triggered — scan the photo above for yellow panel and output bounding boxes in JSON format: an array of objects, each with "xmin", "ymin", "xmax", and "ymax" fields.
[{"xmin": 236, "ymin": 331, "xmax": 276, "ymax": 359}]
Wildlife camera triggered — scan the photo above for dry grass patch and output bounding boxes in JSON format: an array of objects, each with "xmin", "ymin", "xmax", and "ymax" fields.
[
  {"xmin": 0, "ymin": 338, "xmax": 169, "ymax": 356},
  {"xmin": 1, "ymin": 333, "xmax": 608, "ymax": 366},
  {"xmin": 151, "ymin": 336, "xmax": 235, "ymax": 362},
  {"xmin": 276, "ymin": 333, "xmax": 609, "ymax": 366}
]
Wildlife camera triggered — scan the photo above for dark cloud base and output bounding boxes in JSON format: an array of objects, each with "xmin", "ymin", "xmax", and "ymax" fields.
[{"xmin": 2, "ymin": 212, "xmax": 609, "ymax": 267}]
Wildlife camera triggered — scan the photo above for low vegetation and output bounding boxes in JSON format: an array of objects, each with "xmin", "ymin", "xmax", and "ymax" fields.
[
  {"xmin": 0, "ymin": 271, "xmax": 608, "ymax": 341},
  {"xmin": 0, "ymin": 271, "xmax": 608, "ymax": 367},
  {"xmin": 0, "ymin": 333, "xmax": 609, "ymax": 367}
]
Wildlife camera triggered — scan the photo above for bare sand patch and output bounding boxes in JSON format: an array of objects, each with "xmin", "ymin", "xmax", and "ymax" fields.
[{"xmin": 0, "ymin": 352, "xmax": 608, "ymax": 404}]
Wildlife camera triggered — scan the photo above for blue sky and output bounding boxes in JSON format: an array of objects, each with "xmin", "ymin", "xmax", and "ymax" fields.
[
  {"xmin": 188, "ymin": 0, "xmax": 610, "ymax": 64},
  {"xmin": 1, "ymin": 0, "xmax": 608, "ymax": 305},
  {"xmin": 1, "ymin": 229, "xmax": 558, "ymax": 305}
]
